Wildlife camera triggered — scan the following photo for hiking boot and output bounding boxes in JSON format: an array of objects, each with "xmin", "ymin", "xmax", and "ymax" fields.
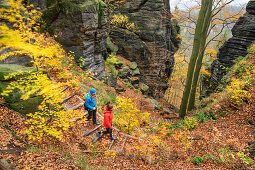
[
  {"xmin": 97, "ymin": 131, "xmax": 102, "ymax": 137},
  {"xmin": 109, "ymin": 136, "xmax": 116, "ymax": 140},
  {"xmin": 94, "ymin": 122, "xmax": 100, "ymax": 125}
]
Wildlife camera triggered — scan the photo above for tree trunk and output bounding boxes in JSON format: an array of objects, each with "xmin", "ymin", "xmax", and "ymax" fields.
[
  {"xmin": 187, "ymin": 0, "xmax": 213, "ymax": 111},
  {"xmin": 179, "ymin": 0, "xmax": 209, "ymax": 118}
]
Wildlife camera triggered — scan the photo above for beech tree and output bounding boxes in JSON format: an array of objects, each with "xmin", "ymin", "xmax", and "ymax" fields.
[
  {"xmin": 179, "ymin": 0, "xmax": 214, "ymax": 118},
  {"xmin": 178, "ymin": 0, "xmax": 244, "ymax": 118}
]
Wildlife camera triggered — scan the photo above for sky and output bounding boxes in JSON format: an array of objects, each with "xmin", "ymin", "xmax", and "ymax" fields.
[{"xmin": 170, "ymin": 0, "xmax": 250, "ymax": 10}]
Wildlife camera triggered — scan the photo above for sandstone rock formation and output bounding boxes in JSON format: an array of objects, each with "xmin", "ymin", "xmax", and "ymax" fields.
[
  {"xmin": 110, "ymin": 0, "xmax": 180, "ymax": 98},
  {"xmin": 27, "ymin": 0, "xmax": 108, "ymax": 77},
  {"xmin": 211, "ymin": 1, "xmax": 255, "ymax": 84},
  {"xmin": 6, "ymin": 0, "xmax": 179, "ymax": 97}
]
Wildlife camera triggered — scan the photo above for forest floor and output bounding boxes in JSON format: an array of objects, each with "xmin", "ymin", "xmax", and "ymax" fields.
[
  {"xmin": 0, "ymin": 54, "xmax": 255, "ymax": 170},
  {"xmin": 1, "ymin": 80, "xmax": 255, "ymax": 169}
]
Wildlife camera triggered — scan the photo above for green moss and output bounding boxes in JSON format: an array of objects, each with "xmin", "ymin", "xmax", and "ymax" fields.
[
  {"xmin": 129, "ymin": 62, "xmax": 137, "ymax": 70},
  {"xmin": 132, "ymin": 68, "xmax": 140, "ymax": 76},
  {"xmin": 0, "ymin": 64, "xmax": 47, "ymax": 115},
  {"xmin": 118, "ymin": 67, "xmax": 131, "ymax": 79},
  {"xmin": 0, "ymin": 81, "xmax": 9, "ymax": 93},
  {"xmin": 107, "ymin": 37, "xmax": 118, "ymax": 54},
  {"xmin": 42, "ymin": 0, "xmax": 60, "ymax": 24},
  {"xmin": 9, "ymin": 96, "xmax": 43, "ymax": 116},
  {"xmin": 0, "ymin": 64, "xmax": 36, "ymax": 81},
  {"xmin": 140, "ymin": 83, "xmax": 149, "ymax": 93}
]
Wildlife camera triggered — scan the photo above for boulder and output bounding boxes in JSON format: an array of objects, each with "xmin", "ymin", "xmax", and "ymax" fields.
[
  {"xmin": 0, "ymin": 48, "xmax": 33, "ymax": 66},
  {"xmin": 150, "ymin": 98, "xmax": 161, "ymax": 110},
  {"xmin": 162, "ymin": 107, "xmax": 177, "ymax": 116},
  {"xmin": 118, "ymin": 67, "xmax": 131, "ymax": 79},
  {"xmin": 130, "ymin": 62, "xmax": 138, "ymax": 70},
  {"xmin": 0, "ymin": 64, "xmax": 44, "ymax": 116},
  {"xmin": 140, "ymin": 83, "xmax": 149, "ymax": 94},
  {"xmin": 29, "ymin": 0, "xmax": 108, "ymax": 76},
  {"xmin": 132, "ymin": 68, "xmax": 140, "ymax": 76}
]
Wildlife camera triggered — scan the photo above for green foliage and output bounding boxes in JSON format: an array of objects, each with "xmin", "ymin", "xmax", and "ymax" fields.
[
  {"xmin": 237, "ymin": 152, "xmax": 255, "ymax": 167},
  {"xmin": 202, "ymin": 148, "xmax": 255, "ymax": 168},
  {"xmin": 194, "ymin": 110, "xmax": 217, "ymax": 123},
  {"xmin": 191, "ymin": 156, "xmax": 204, "ymax": 165},
  {"xmin": 130, "ymin": 62, "xmax": 138, "ymax": 70},
  {"xmin": 219, "ymin": 110, "xmax": 228, "ymax": 117},
  {"xmin": 27, "ymin": 145, "xmax": 39, "ymax": 153}
]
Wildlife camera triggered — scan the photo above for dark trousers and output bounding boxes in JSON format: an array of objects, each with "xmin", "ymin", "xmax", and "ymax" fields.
[
  {"xmin": 103, "ymin": 128, "xmax": 112, "ymax": 137},
  {"xmin": 87, "ymin": 109, "xmax": 97, "ymax": 123}
]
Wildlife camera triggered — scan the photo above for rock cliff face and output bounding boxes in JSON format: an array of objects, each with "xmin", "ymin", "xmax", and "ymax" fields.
[
  {"xmin": 211, "ymin": 1, "xmax": 255, "ymax": 84},
  {"xmin": 25, "ymin": 0, "xmax": 108, "ymax": 77},
  {"xmin": 110, "ymin": 0, "xmax": 179, "ymax": 97},
  {"xmin": 6, "ymin": 0, "xmax": 179, "ymax": 97},
  {"xmin": 1, "ymin": 0, "xmax": 107, "ymax": 77}
]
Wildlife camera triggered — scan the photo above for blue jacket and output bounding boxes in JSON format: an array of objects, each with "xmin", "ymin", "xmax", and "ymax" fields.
[{"xmin": 85, "ymin": 92, "xmax": 96, "ymax": 111}]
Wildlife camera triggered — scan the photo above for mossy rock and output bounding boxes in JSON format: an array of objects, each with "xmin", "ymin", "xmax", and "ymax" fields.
[
  {"xmin": 0, "ymin": 81, "xmax": 9, "ymax": 93},
  {"xmin": 42, "ymin": 0, "xmax": 60, "ymax": 24},
  {"xmin": 130, "ymin": 77, "xmax": 139, "ymax": 85},
  {"xmin": 107, "ymin": 37, "xmax": 118, "ymax": 54},
  {"xmin": 118, "ymin": 67, "xmax": 131, "ymax": 79},
  {"xmin": 150, "ymin": 98, "xmax": 162, "ymax": 110},
  {"xmin": 114, "ymin": 60, "xmax": 124, "ymax": 70},
  {"xmin": 0, "ymin": 64, "xmax": 47, "ymax": 115},
  {"xmin": 132, "ymin": 68, "xmax": 140, "ymax": 76},
  {"xmin": 140, "ymin": 83, "xmax": 149, "ymax": 94},
  {"xmin": 0, "ymin": 64, "xmax": 36, "ymax": 81},
  {"xmin": 133, "ymin": 84, "xmax": 139, "ymax": 89},
  {"xmin": 9, "ymin": 96, "xmax": 43, "ymax": 116},
  {"xmin": 0, "ymin": 82, "xmax": 22, "ymax": 103},
  {"xmin": 130, "ymin": 62, "xmax": 138, "ymax": 70}
]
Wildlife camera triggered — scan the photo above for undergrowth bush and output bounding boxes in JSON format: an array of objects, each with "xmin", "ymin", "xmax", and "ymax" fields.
[
  {"xmin": 191, "ymin": 156, "xmax": 204, "ymax": 165},
  {"xmin": 114, "ymin": 96, "xmax": 150, "ymax": 134},
  {"xmin": 225, "ymin": 78, "xmax": 251, "ymax": 107}
]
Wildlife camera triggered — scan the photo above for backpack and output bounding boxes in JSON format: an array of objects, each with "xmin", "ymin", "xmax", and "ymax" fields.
[{"xmin": 84, "ymin": 99, "xmax": 89, "ymax": 110}]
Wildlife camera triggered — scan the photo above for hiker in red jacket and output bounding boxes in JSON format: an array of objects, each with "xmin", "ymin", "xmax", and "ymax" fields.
[{"xmin": 98, "ymin": 103, "xmax": 116, "ymax": 140}]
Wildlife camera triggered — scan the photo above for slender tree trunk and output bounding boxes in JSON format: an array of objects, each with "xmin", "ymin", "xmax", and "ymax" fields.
[
  {"xmin": 179, "ymin": 0, "xmax": 212, "ymax": 118},
  {"xmin": 187, "ymin": 0, "xmax": 213, "ymax": 111}
]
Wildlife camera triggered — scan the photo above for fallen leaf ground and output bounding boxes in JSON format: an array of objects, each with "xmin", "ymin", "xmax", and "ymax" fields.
[{"xmin": 0, "ymin": 56, "xmax": 255, "ymax": 169}]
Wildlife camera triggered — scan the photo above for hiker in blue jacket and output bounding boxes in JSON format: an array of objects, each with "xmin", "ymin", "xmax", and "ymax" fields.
[{"xmin": 85, "ymin": 88, "xmax": 100, "ymax": 125}]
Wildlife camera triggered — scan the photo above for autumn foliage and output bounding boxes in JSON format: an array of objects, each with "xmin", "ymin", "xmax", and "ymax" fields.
[
  {"xmin": 0, "ymin": 0, "xmax": 87, "ymax": 141},
  {"xmin": 114, "ymin": 96, "xmax": 150, "ymax": 134}
]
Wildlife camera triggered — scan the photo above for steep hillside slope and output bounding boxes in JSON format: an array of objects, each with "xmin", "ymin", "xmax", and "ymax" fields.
[{"xmin": 1, "ymin": 44, "xmax": 254, "ymax": 169}]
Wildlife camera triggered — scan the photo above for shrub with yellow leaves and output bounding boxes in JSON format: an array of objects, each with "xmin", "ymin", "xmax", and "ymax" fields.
[
  {"xmin": 114, "ymin": 96, "xmax": 150, "ymax": 134},
  {"xmin": 183, "ymin": 117, "xmax": 197, "ymax": 130},
  {"xmin": 1, "ymin": 71, "xmax": 84, "ymax": 141},
  {"xmin": 225, "ymin": 78, "xmax": 251, "ymax": 107},
  {"xmin": 110, "ymin": 14, "xmax": 137, "ymax": 32},
  {"xmin": 0, "ymin": 0, "xmax": 89, "ymax": 142}
]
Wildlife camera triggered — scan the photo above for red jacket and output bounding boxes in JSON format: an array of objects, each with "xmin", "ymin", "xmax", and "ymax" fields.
[{"xmin": 103, "ymin": 109, "xmax": 113, "ymax": 129}]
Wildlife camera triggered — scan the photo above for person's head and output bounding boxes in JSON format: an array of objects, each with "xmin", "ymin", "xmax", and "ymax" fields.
[
  {"xmin": 90, "ymin": 88, "xmax": 96, "ymax": 96},
  {"xmin": 106, "ymin": 102, "xmax": 113, "ymax": 111}
]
